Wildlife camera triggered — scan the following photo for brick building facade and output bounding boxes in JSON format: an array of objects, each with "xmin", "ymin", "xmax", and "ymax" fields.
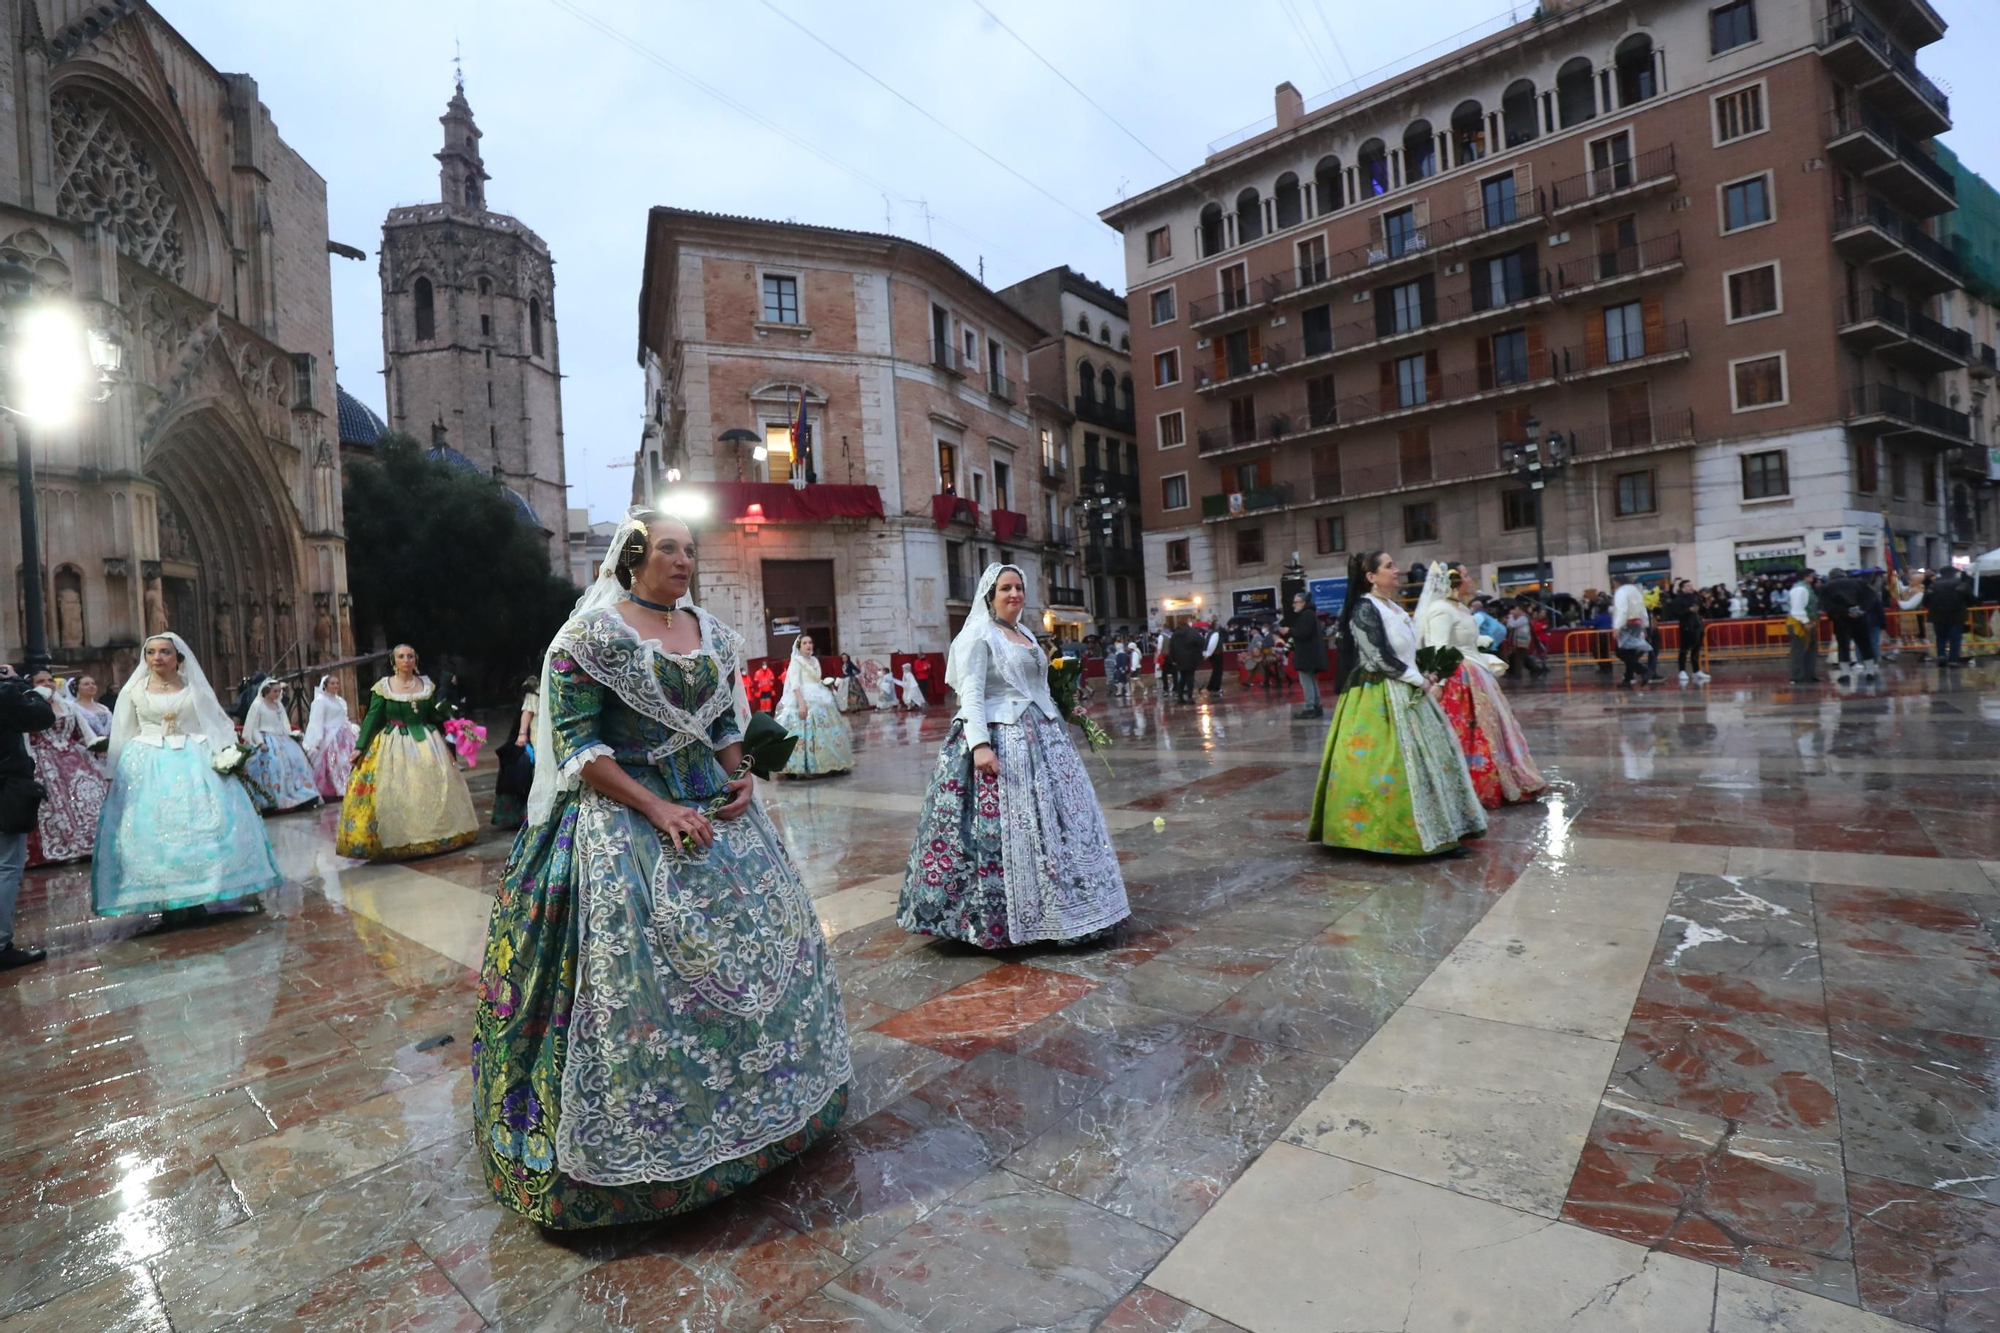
[
  {"xmin": 1102, "ymin": 0, "xmax": 1970, "ymax": 614},
  {"xmin": 633, "ymin": 209, "xmax": 1059, "ymax": 659}
]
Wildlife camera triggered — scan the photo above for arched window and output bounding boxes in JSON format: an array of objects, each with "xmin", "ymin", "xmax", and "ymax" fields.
[
  {"xmin": 1119, "ymin": 332, "xmax": 1130, "ymax": 352},
  {"xmin": 1502, "ymin": 79, "xmax": 1538, "ymax": 147},
  {"xmin": 1078, "ymin": 359, "xmax": 1097, "ymax": 401},
  {"xmin": 1078, "ymin": 313, "xmax": 1091, "ymax": 334},
  {"xmin": 1557, "ymin": 57, "xmax": 1597, "ymax": 128},
  {"xmin": 1273, "ymin": 172, "xmax": 1303, "ymax": 229},
  {"xmin": 477, "ymin": 276, "xmax": 492, "ymax": 297},
  {"xmin": 1099, "ymin": 322, "xmax": 1112, "ymax": 344},
  {"xmin": 1198, "ymin": 203, "xmax": 1226, "ymax": 256},
  {"xmin": 529, "ymin": 297, "xmax": 543, "ymax": 357},
  {"xmin": 1615, "ymin": 34, "xmax": 1657, "ymax": 106},
  {"xmin": 1101, "ymin": 367, "xmax": 1117, "ymax": 404},
  {"xmin": 1314, "ymin": 155, "xmax": 1343, "ymax": 214},
  {"xmin": 1119, "ymin": 375, "xmax": 1134, "ymax": 411},
  {"xmin": 1403, "ymin": 120, "xmax": 1436, "ymax": 183},
  {"xmin": 1451, "ymin": 100, "xmax": 1486, "ymax": 165},
  {"xmin": 414, "ymin": 276, "xmax": 435, "ymax": 341},
  {"xmin": 1357, "ymin": 139, "xmax": 1389, "ymax": 197},
  {"xmin": 1235, "ymin": 188, "xmax": 1263, "ymax": 244}
]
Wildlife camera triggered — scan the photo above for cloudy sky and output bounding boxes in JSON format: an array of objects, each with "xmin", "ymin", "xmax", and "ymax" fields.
[{"xmin": 167, "ymin": 0, "xmax": 1997, "ymax": 523}]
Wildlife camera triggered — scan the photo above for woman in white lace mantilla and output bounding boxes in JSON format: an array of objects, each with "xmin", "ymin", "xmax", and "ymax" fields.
[
  {"xmin": 472, "ymin": 508, "xmax": 850, "ymax": 1230},
  {"xmin": 772, "ymin": 633, "xmax": 854, "ymax": 776},
  {"xmin": 1415, "ymin": 563, "xmax": 1546, "ymax": 809},
  {"xmin": 897, "ymin": 563, "xmax": 1129, "ymax": 948},
  {"xmin": 241, "ymin": 679, "xmax": 321, "ymax": 814},
  {"xmin": 92, "ymin": 633, "xmax": 282, "ymax": 923}
]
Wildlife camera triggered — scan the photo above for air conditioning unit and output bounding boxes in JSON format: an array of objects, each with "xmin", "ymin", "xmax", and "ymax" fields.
[
  {"xmin": 1445, "ymin": 262, "xmax": 1465, "ymax": 276},
  {"xmin": 1196, "ymin": 338, "xmax": 1210, "ymax": 349}
]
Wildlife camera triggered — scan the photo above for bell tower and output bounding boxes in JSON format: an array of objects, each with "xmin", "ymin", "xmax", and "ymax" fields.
[{"xmin": 379, "ymin": 74, "xmax": 570, "ymax": 572}]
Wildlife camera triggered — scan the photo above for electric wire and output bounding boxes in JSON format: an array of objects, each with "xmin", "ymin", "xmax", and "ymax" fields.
[
  {"xmin": 964, "ymin": 0, "xmax": 1177, "ymax": 173},
  {"xmin": 1275, "ymin": 0, "xmax": 1337, "ymax": 88},
  {"xmin": 753, "ymin": 0, "xmax": 1103, "ymax": 229},
  {"xmin": 1308, "ymin": 0, "xmax": 1359, "ymax": 89}
]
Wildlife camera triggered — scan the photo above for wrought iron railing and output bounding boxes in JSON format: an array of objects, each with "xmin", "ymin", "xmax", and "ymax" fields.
[
  {"xmin": 1548, "ymin": 144, "xmax": 1677, "ymax": 210},
  {"xmin": 1847, "ymin": 383, "xmax": 1970, "ymax": 438},
  {"xmin": 1554, "ymin": 232, "xmax": 1683, "ymax": 290}
]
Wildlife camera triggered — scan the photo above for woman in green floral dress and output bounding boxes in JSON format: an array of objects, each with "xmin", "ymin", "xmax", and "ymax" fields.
[{"xmin": 473, "ymin": 510, "xmax": 851, "ymax": 1229}]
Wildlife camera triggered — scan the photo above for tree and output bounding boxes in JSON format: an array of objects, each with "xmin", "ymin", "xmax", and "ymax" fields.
[{"xmin": 343, "ymin": 434, "xmax": 577, "ymax": 701}]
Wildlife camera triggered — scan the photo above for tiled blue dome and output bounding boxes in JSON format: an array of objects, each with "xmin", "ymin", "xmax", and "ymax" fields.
[
  {"xmin": 426, "ymin": 443, "xmax": 481, "ymax": 474},
  {"xmin": 505, "ymin": 487, "xmax": 540, "ymax": 524},
  {"xmin": 336, "ymin": 386, "xmax": 387, "ymax": 448}
]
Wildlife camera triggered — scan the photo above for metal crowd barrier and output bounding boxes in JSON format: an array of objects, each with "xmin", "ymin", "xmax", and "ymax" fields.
[{"xmin": 1556, "ymin": 605, "xmax": 1997, "ymax": 682}]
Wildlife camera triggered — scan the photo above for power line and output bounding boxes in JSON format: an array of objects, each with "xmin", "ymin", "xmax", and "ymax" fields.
[
  {"xmin": 1275, "ymin": 0, "xmax": 1337, "ymax": 88},
  {"xmin": 1309, "ymin": 0, "xmax": 1359, "ymax": 88},
  {"xmin": 753, "ymin": 0, "xmax": 1102, "ymax": 229},
  {"xmin": 540, "ymin": 0, "xmax": 1042, "ymax": 273},
  {"xmin": 964, "ymin": 0, "xmax": 1177, "ymax": 173}
]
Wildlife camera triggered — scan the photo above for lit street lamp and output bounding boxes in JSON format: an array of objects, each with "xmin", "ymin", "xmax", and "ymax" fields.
[
  {"xmin": 1, "ymin": 262, "xmax": 122, "ymax": 673},
  {"xmin": 1500, "ymin": 415, "xmax": 1570, "ymax": 598}
]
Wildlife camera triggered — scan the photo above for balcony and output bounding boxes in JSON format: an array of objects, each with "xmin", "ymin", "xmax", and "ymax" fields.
[
  {"xmin": 1836, "ymin": 289, "xmax": 1972, "ymax": 371},
  {"xmin": 1556, "ymin": 320, "xmax": 1691, "ymax": 381},
  {"xmin": 1548, "ymin": 144, "xmax": 1678, "ymax": 218},
  {"xmin": 1816, "ymin": 4, "xmax": 1950, "ymax": 135},
  {"xmin": 1553, "ymin": 232, "xmax": 1684, "ymax": 300},
  {"xmin": 1832, "ymin": 194, "xmax": 1962, "ymax": 293},
  {"xmin": 1185, "ymin": 188, "xmax": 1545, "ymax": 328},
  {"xmin": 1073, "ymin": 395, "xmax": 1137, "ymax": 434},
  {"xmin": 987, "ymin": 371, "xmax": 1014, "ymax": 405},
  {"xmin": 1845, "ymin": 383, "xmax": 1971, "ymax": 445},
  {"xmin": 1049, "ymin": 586, "xmax": 1087, "ymax": 608},
  {"xmin": 931, "ymin": 344, "xmax": 966, "ymax": 377},
  {"xmin": 1044, "ymin": 522, "xmax": 1077, "ymax": 550},
  {"xmin": 1323, "ymin": 356, "xmax": 1557, "ymax": 434},
  {"xmin": 1566, "ymin": 406, "xmax": 1697, "ymax": 460},
  {"xmin": 933, "ymin": 493, "xmax": 980, "ymax": 527},
  {"xmin": 1975, "ymin": 344, "xmax": 1998, "ymax": 379},
  {"xmin": 948, "ymin": 571, "xmax": 975, "ymax": 603},
  {"xmin": 1200, "ymin": 483, "xmax": 1294, "ymax": 519},
  {"xmin": 1826, "ymin": 102, "xmax": 1955, "ymax": 217},
  {"xmin": 991, "ymin": 508, "xmax": 1029, "ymax": 543}
]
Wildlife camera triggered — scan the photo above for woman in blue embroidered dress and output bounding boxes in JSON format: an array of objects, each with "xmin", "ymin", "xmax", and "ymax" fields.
[
  {"xmin": 241, "ymin": 679, "xmax": 321, "ymax": 814},
  {"xmin": 473, "ymin": 510, "xmax": 850, "ymax": 1230},
  {"xmin": 93, "ymin": 633, "xmax": 282, "ymax": 926},
  {"xmin": 773, "ymin": 634, "xmax": 854, "ymax": 776},
  {"xmin": 898, "ymin": 564, "xmax": 1130, "ymax": 949}
]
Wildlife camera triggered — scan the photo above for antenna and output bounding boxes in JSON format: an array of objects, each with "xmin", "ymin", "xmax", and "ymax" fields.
[
  {"xmin": 883, "ymin": 194, "xmax": 892, "ymax": 231},
  {"xmin": 978, "ymin": 255, "xmax": 985, "ymax": 284},
  {"xmin": 919, "ymin": 198, "xmax": 933, "ymax": 247},
  {"xmin": 453, "ymin": 38, "xmax": 464, "ymax": 92}
]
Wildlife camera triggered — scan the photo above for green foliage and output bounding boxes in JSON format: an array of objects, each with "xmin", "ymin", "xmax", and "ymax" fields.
[{"xmin": 343, "ymin": 433, "xmax": 578, "ymax": 701}]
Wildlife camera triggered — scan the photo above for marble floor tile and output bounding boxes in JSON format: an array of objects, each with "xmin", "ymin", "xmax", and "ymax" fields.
[
  {"xmin": 1283, "ymin": 1004, "xmax": 1618, "ymax": 1216},
  {"xmin": 834, "ymin": 941, "xmax": 1003, "ymax": 1014},
  {"xmin": 1727, "ymin": 847, "xmax": 1997, "ymax": 896},
  {"xmin": 1561, "ymin": 1094, "xmax": 1857, "ymax": 1304},
  {"xmin": 416, "ymin": 1202, "xmax": 619, "ymax": 1325},
  {"xmin": 214, "ymin": 1067, "xmax": 471, "ymax": 1211},
  {"xmin": 811, "ymin": 1170, "xmax": 1173, "ymax": 1333},
  {"xmin": 893, "ymin": 1048, "xmax": 1106, "ymax": 1160},
  {"xmin": 1147, "ymin": 1142, "xmax": 1717, "ymax": 1333},
  {"xmin": 1310, "ymin": 881, "xmax": 1502, "ymax": 962},
  {"xmin": 1548, "ymin": 835, "xmax": 1732, "ymax": 875},
  {"xmin": 1007, "ymin": 1025, "xmax": 1342, "ymax": 1236},
  {"xmin": 1609, "ymin": 999, "xmax": 1838, "ymax": 1133},
  {"xmin": 843, "ymin": 1029, "xmax": 963, "ymax": 1123},
  {"xmin": 810, "ymin": 878, "xmax": 902, "ymax": 941},
  {"xmin": 0, "ymin": 1267, "xmax": 173, "ymax": 1333},
  {"xmin": 1096, "ymin": 1286, "xmax": 1247, "ymax": 1333},
  {"xmin": 1848, "ymin": 1172, "xmax": 2000, "ymax": 1332},
  {"xmin": 336, "ymin": 864, "xmax": 494, "ymax": 969},
  {"xmin": 1830, "ymin": 1024, "xmax": 1999, "ymax": 1206},
  {"xmin": 1712, "ymin": 1270, "xmax": 1925, "ymax": 1333},
  {"xmin": 1481, "ymin": 864, "xmax": 1684, "ymax": 931},
  {"xmin": 871, "ymin": 962, "xmax": 1101, "ymax": 1060},
  {"xmin": 1200, "ymin": 938, "xmax": 1438, "ymax": 1059},
  {"xmin": 994, "ymin": 987, "xmax": 1190, "ymax": 1081},
  {"xmin": 1817, "ymin": 884, "xmax": 2000, "ymax": 969},
  {"xmin": 208, "ymin": 1238, "xmax": 485, "ymax": 1333},
  {"xmin": 1407, "ymin": 910, "xmax": 1658, "ymax": 1041}
]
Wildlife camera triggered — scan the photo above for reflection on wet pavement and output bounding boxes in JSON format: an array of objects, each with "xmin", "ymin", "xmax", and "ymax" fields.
[{"xmin": 3, "ymin": 668, "xmax": 1997, "ymax": 1331}]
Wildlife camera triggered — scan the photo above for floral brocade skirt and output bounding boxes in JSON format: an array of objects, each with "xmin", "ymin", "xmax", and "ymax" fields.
[
  {"xmin": 1308, "ymin": 677, "xmax": 1487, "ymax": 857},
  {"xmin": 27, "ymin": 731, "xmax": 110, "ymax": 866},
  {"xmin": 335, "ymin": 728, "xmax": 477, "ymax": 861},
  {"xmin": 473, "ymin": 761, "xmax": 851, "ymax": 1229},
  {"xmin": 1438, "ymin": 661, "xmax": 1546, "ymax": 809},
  {"xmin": 778, "ymin": 696, "xmax": 854, "ymax": 776},
  {"xmin": 308, "ymin": 728, "xmax": 357, "ymax": 802},
  {"xmin": 244, "ymin": 735, "xmax": 322, "ymax": 814},
  {"xmin": 898, "ymin": 713, "xmax": 1130, "ymax": 948}
]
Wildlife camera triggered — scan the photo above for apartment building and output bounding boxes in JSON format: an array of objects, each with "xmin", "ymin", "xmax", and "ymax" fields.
[
  {"xmin": 633, "ymin": 208, "xmax": 1050, "ymax": 658},
  {"xmin": 1103, "ymin": 0, "xmax": 1970, "ymax": 616},
  {"xmin": 1935, "ymin": 143, "xmax": 2000, "ymax": 558},
  {"xmin": 998, "ymin": 268, "xmax": 1150, "ymax": 636}
]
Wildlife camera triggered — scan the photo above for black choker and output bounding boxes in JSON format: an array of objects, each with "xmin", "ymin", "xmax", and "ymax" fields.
[{"xmin": 628, "ymin": 593, "xmax": 678, "ymax": 613}]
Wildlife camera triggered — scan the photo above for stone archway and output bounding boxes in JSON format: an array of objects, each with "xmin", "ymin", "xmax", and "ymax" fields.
[{"xmin": 144, "ymin": 402, "xmax": 306, "ymax": 693}]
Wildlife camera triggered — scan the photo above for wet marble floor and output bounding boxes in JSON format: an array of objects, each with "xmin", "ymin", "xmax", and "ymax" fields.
[{"xmin": 2, "ymin": 662, "xmax": 1997, "ymax": 1331}]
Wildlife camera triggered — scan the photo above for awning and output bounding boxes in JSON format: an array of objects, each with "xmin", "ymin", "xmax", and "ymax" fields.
[{"xmin": 1043, "ymin": 608, "xmax": 1092, "ymax": 627}]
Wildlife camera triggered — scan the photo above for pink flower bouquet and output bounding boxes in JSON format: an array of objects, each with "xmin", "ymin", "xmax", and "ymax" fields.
[{"xmin": 442, "ymin": 716, "xmax": 488, "ymax": 769}]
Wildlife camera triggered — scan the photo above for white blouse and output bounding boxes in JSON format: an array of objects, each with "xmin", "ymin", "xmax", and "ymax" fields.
[
  {"xmin": 131, "ymin": 685, "xmax": 209, "ymax": 749},
  {"xmin": 952, "ymin": 626, "xmax": 1062, "ymax": 748}
]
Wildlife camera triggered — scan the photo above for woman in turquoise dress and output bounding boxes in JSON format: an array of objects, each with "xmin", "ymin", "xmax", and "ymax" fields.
[
  {"xmin": 241, "ymin": 679, "xmax": 321, "ymax": 814},
  {"xmin": 93, "ymin": 633, "xmax": 282, "ymax": 925},
  {"xmin": 474, "ymin": 509, "xmax": 851, "ymax": 1230},
  {"xmin": 773, "ymin": 634, "xmax": 854, "ymax": 776}
]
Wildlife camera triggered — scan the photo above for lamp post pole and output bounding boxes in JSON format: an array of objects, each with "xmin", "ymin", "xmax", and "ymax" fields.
[
  {"xmin": 15, "ymin": 425, "xmax": 45, "ymax": 674},
  {"xmin": 1505, "ymin": 415, "xmax": 1570, "ymax": 597}
]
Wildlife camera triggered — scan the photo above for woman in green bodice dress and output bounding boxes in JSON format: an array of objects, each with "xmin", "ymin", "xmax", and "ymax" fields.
[
  {"xmin": 335, "ymin": 644, "xmax": 478, "ymax": 861},
  {"xmin": 472, "ymin": 508, "xmax": 851, "ymax": 1229}
]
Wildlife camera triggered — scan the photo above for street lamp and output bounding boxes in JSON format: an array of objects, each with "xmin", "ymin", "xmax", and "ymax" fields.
[
  {"xmin": 2, "ymin": 263, "xmax": 123, "ymax": 673},
  {"xmin": 1501, "ymin": 415, "xmax": 1570, "ymax": 598}
]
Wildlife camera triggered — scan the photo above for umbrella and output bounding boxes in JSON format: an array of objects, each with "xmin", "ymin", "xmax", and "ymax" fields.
[{"xmin": 718, "ymin": 428, "xmax": 761, "ymax": 444}]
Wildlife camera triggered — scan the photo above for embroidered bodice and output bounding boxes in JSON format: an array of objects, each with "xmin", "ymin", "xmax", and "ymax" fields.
[
  {"xmin": 952, "ymin": 624, "xmax": 1061, "ymax": 748},
  {"xmin": 1347, "ymin": 595, "xmax": 1425, "ymax": 689},
  {"xmin": 132, "ymin": 685, "xmax": 211, "ymax": 749}
]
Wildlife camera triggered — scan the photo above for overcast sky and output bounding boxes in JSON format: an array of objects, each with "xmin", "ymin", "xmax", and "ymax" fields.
[{"xmin": 166, "ymin": 0, "xmax": 1999, "ymax": 524}]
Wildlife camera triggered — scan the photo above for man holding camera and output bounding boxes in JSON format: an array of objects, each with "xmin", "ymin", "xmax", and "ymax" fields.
[{"xmin": 0, "ymin": 662, "xmax": 55, "ymax": 971}]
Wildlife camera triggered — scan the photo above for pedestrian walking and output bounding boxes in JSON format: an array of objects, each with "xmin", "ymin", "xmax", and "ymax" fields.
[
  {"xmin": 1787, "ymin": 570, "xmax": 1821, "ymax": 684},
  {"xmin": 1282, "ymin": 591, "xmax": 1329, "ymax": 718},
  {"xmin": 1202, "ymin": 622, "xmax": 1225, "ymax": 696},
  {"xmin": 1612, "ymin": 574, "xmax": 1653, "ymax": 687},
  {"xmin": 0, "ymin": 663, "xmax": 56, "ymax": 971},
  {"xmin": 1819, "ymin": 570, "xmax": 1880, "ymax": 684},
  {"xmin": 1664, "ymin": 578, "xmax": 1709, "ymax": 685},
  {"xmin": 1926, "ymin": 570, "xmax": 1971, "ymax": 667}
]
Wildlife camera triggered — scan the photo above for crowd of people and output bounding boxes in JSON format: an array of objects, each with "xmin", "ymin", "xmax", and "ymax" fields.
[{"xmin": 0, "ymin": 640, "xmax": 482, "ymax": 975}]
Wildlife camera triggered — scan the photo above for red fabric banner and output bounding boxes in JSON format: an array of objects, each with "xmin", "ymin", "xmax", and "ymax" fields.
[
  {"xmin": 931, "ymin": 494, "xmax": 981, "ymax": 529},
  {"xmin": 710, "ymin": 482, "xmax": 884, "ymax": 524},
  {"xmin": 991, "ymin": 508, "xmax": 1026, "ymax": 543}
]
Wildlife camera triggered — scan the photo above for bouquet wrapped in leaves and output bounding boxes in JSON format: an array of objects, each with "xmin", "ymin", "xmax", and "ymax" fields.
[
  {"xmin": 1414, "ymin": 645, "xmax": 1464, "ymax": 682},
  {"xmin": 1046, "ymin": 653, "xmax": 1113, "ymax": 769},
  {"xmin": 671, "ymin": 713, "xmax": 798, "ymax": 852},
  {"xmin": 209, "ymin": 741, "xmax": 252, "ymax": 778}
]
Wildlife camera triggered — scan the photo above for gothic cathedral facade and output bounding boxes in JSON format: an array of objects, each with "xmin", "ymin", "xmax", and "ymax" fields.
[
  {"xmin": 0, "ymin": 0, "xmax": 350, "ymax": 689},
  {"xmin": 379, "ymin": 81, "xmax": 569, "ymax": 569}
]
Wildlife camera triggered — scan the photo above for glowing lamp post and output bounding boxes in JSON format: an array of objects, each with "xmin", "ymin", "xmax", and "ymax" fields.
[{"xmin": 2, "ymin": 263, "xmax": 122, "ymax": 672}]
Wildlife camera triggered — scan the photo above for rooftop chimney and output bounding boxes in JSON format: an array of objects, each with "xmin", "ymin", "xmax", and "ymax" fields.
[{"xmin": 1275, "ymin": 81, "xmax": 1304, "ymax": 132}]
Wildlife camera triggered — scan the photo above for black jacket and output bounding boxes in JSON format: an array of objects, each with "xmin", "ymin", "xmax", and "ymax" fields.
[
  {"xmin": 1283, "ymin": 606, "xmax": 1330, "ymax": 673},
  {"xmin": 1166, "ymin": 626, "xmax": 1204, "ymax": 670},
  {"xmin": 0, "ymin": 678, "xmax": 56, "ymax": 781},
  {"xmin": 1818, "ymin": 577, "xmax": 1880, "ymax": 620},
  {"xmin": 1925, "ymin": 578, "xmax": 1971, "ymax": 627}
]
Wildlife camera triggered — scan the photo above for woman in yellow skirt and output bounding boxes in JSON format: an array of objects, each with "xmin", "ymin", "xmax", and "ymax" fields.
[{"xmin": 336, "ymin": 644, "xmax": 478, "ymax": 860}]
